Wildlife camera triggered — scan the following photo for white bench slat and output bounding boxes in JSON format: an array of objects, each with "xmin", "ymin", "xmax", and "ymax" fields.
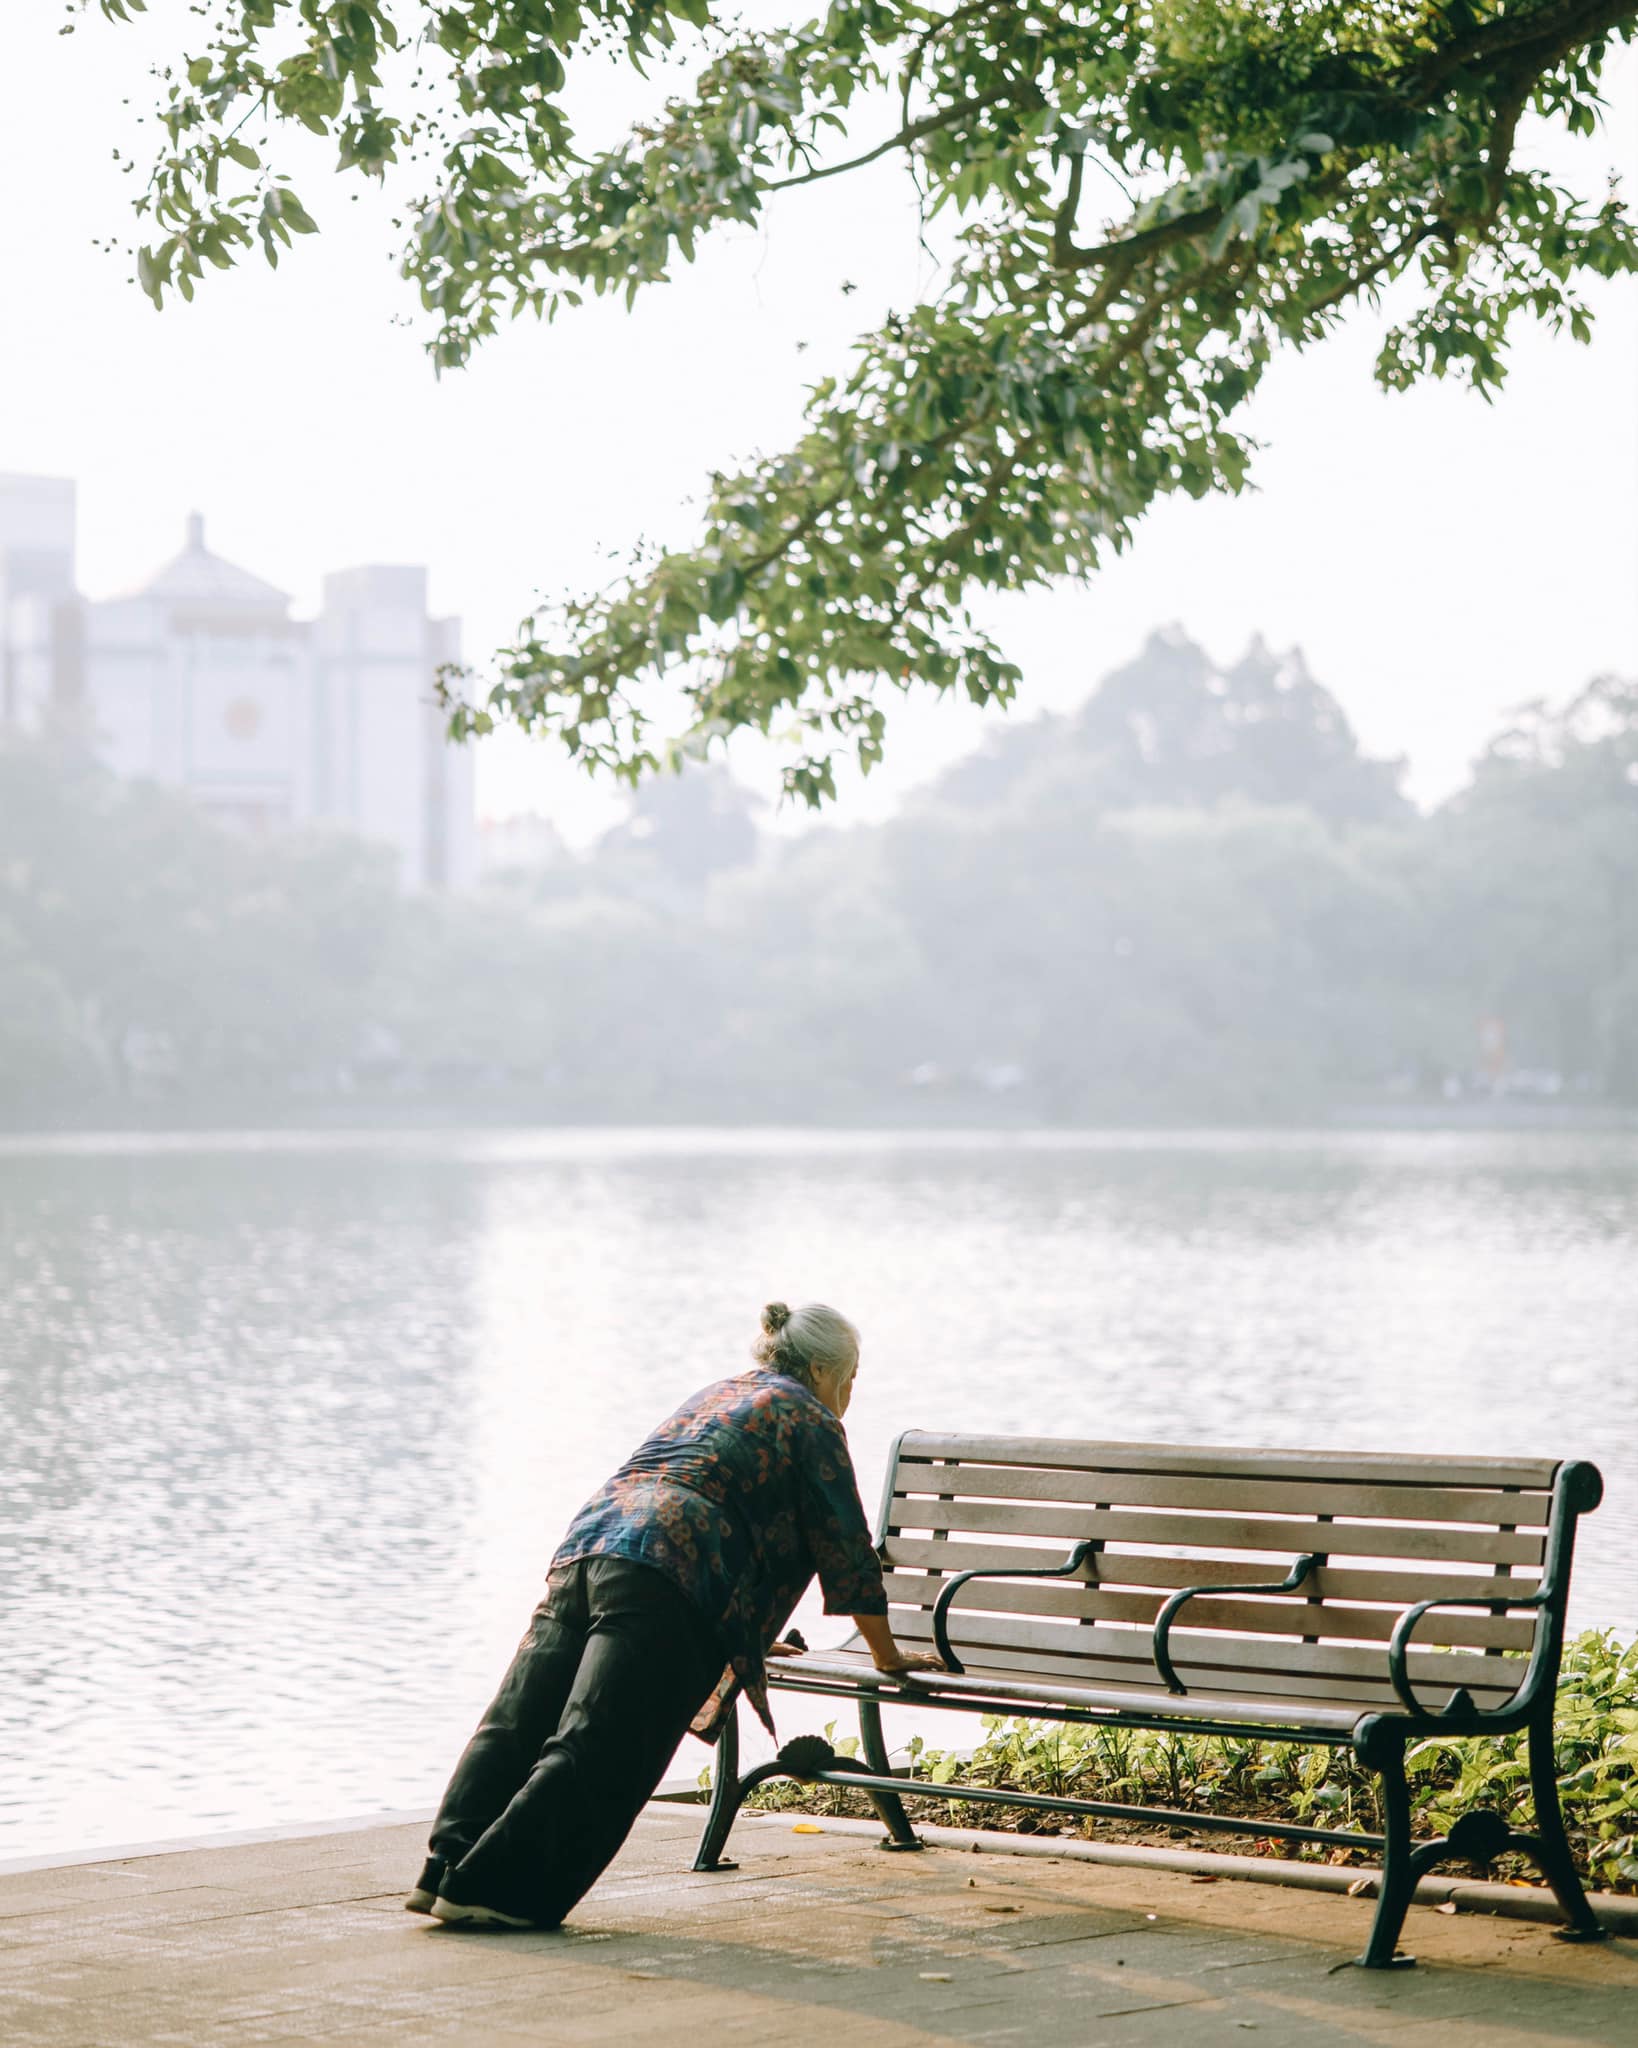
[
  {"xmin": 878, "ymin": 1569, "xmax": 1539, "ymax": 1653},
  {"xmin": 881, "ymin": 1535, "xmax": 1544, "ymax": 1612},
  {"xmin": 883, "ymin": 1617, "xmax": 1524, "ymax": 1710},
  {"xmin": 884, "ymin": 1604, "xmax": 1522, "ymax": 1700},
  {"xmin": 894, "ymin": 1459, "xmax": 1549, "ymax": 1530},
  {"xmin": 895, "ymin": 1433, "xmax": 1561, "ymax": 1492},
  {"xmin": 889, "ymin": 1495, "xmax": 1545, "ymax": 1567},
  {"xmin": 766, "ymin": 1649, "xmax": 1370, "ymax": 1734}
]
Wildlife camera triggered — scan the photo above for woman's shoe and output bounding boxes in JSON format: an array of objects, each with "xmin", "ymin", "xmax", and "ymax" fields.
[
  {"xmin": 404, "ymin": 1855, "xmax": 448, "ymax": 1915},
  {"xmin": 429, "ymin": 1864, "xmax": 542, "ymax": 1929},
  {"xmin": 429, "ymin": 1894, "xmax": 539, "ymax": 1929}
]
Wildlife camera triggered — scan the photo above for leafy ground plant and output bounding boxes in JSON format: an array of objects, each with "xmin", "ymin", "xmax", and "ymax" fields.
[{"xmin": 729, "ymin": 1629, "xmax": 1638, "ymax": 1893}]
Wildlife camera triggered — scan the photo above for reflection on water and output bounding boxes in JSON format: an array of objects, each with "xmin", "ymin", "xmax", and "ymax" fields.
[{"xmin": 2, "ymin": 1128, "xmax": 1635, "ymax": 1858}]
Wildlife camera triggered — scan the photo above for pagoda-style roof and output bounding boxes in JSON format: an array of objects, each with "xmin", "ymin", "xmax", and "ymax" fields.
[{"xmin": 138, "ymin": 513, "xmax": 290, "ymax": 615}]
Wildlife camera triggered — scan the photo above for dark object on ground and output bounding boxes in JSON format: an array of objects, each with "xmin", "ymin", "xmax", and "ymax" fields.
[{"xmin": 694, "ymin": 1431, "xmax": 1605, "ymax": 1971}]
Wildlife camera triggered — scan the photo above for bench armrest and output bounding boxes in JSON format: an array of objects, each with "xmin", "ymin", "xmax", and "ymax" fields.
[
  {"xmin": 1152, "ymin": 1554, "xmax": 1325, "ymax": 1695},
  {"xmin": 930, "ymin": 1540, "xmax": 1101, "ymax": 1676},
  {"xmin": 1386, "ymin": 1589, "xmax": 1549, "ymax": 1722}
]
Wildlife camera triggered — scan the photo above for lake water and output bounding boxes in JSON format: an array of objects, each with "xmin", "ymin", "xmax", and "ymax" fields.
[{"xmin": 3, "ymin": 1126, "xmax": 1636, "ymax": 1862}]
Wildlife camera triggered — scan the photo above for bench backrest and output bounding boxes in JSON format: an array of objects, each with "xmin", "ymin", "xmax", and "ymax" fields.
[{"xmin": 876, "ymin": 1433, "xmax": 1594, "ymax": 1714}]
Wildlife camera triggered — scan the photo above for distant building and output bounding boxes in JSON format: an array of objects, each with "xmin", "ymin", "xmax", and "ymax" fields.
[
  {"xmin": 0, "ymin": 472, "xmax": 476, "ymax": 890},
  {"xmin": 477, "ymin": 810, "xmax": 568, "ymax": 877}
]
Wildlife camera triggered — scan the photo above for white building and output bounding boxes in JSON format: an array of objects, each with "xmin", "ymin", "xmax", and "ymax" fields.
[
  {"xmin": 0, "ymin": 472, "xmax": 476, "ymax": 890},
  {"xmin": 477, "ymin": 809, "xmax": 569, "ymax": 877}
]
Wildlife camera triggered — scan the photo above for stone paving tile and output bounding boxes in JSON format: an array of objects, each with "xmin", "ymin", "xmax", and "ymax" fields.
[
  {"xmin": 1378, "ymin": 2019, "xmax": 1605, "ymax": 2048},
  {"xmin": 202, "ymin": 1872, "xmax": 405, "ymax": 1912},
  {"xmin": 1248, "ymin": 1990, "xmax": 1595, "ymax": 2047},
  {"xmin": 0, "ymin": 1886, "xmax": 246, "ymax": 1940},
  {"xmin": 4, "ymin": 1806, "xmax": 1638, "ymax": 2045},
  {"xmin": 317, "ymin": 1974, "xmax": 965, "ymax": 2048},
  {"xmin": 0, "ymin": 1872, "xmax": 186, "ymax": 1919}
]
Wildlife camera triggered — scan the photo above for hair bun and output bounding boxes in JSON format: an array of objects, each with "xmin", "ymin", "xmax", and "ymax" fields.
[{"xmin": 761, "ymin": 1301, "xmax": 792, "ymax": 1335}]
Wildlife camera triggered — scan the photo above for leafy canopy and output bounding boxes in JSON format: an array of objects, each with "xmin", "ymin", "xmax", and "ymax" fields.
[{"xmin": 96, "ymin": 0, "xmax": 1637, "ymax": 804}]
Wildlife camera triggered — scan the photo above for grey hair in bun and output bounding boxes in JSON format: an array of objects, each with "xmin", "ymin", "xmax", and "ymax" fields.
[{"xmin": 752, "ymin": 1300, "xmax": 859, "ymax": 1391}]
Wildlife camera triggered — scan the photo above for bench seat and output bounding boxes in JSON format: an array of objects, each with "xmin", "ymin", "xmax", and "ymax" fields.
[{"xmin": 765, "ymin": 1647, "xmax": 1372, "ymax": 1734}]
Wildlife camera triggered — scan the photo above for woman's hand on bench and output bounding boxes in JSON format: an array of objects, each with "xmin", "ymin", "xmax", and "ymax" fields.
[
  {"xmin": 855, "ymin": 1611, "xmax": 947, "ymax": 1675},
  {"xmin": 873, "ymin": 1648, "xmax": 947, "ymax": 1675}
]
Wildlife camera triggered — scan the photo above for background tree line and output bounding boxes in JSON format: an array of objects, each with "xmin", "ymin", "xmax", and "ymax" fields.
[{"xmin": 4, "ymin": 630, "xmax": 1635, "ymax": 1125}]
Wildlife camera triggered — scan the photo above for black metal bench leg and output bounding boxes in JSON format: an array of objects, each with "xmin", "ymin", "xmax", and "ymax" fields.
[
  {"xmin": 1527, "ymin": 1711, "xmax": 1606, "ymax": 1943},
  {"xmin": 1358, "ymin": 1733, "xmax": 1419, "ymax": 1969},
  {"xmin": 693, "ymin": 1702, "xmax": 744, "ymax": 1872},
  {"xmin": 859, "ymin": 1697, "xmax": 922, "ymax": 1852}
]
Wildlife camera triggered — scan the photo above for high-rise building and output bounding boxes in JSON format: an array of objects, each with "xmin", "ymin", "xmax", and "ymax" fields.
[{"xmin": 0, "ymin": 472, "xmax": 476, "ymax": 890}]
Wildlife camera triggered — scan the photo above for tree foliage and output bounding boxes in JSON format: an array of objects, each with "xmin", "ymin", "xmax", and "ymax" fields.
[{"xmin": 95, "ymin": 0, "xmax": 1636, "ymax": 801}]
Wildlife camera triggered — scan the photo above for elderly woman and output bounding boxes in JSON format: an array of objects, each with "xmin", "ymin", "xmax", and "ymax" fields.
[{"xmin": 409, "ymin": 1300, "xmax": 941, "ymax": 1929}]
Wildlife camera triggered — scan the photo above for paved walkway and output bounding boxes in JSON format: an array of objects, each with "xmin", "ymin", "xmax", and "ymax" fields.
[{"xmin": 4, "ymin": 1808, "xmax": 1637, "ymax": 2046}]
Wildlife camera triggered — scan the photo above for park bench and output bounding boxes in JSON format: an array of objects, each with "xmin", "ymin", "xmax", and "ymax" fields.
[{"xmin": 694, "ymin": 1431, "xmax": 1607, "ymax": 1969}]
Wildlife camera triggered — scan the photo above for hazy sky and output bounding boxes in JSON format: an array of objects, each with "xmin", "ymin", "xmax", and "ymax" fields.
[{"xmin": 2, "ymin": 7, "xmax": 1633, "ymax": 839}]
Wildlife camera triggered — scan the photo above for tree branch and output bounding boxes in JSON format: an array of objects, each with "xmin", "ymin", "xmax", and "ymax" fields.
[
  {"xmin": 899, "ymin": 0, "xmax": 1010, "ymax": 131},
  {"xmin": 1483, "ymin": 80, "xmax": 1531, "ymax": 218},
  {"xmin": 762, "ymin": 80, "xmax": 1019, "ymax": 192},
  {"xmin": 1293, "ymin": 220, "xmax": 1444, "ymax": 320},
  {"xmin": 1054, "ymin": 201, "xmax": 1225, "ymax": 273},
  {"xmin": 1052, "ymin": 148, "xmax": 1086, "ymax": 267},
  {"xmin": 1408, "ymin": 0, "xmax": 1635, "ymax": 96},
  {"xmin": 1051, "ymin": 0, "xmax": 1631, "ymax": 278}
]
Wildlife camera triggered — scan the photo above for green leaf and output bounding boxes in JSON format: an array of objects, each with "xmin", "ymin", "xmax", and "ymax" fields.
[{"xmin": 135, "ymin": 242, "xmax": 165, "ymax": 307}]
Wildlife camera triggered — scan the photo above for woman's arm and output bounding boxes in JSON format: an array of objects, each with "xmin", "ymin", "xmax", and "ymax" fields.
[
  {"xmin": 793, "ymin": 1409, "xmax": 945, "ymax": 1672},
  {"xmin": 853, "ymin": 1610, "xmax": 944, "ymax": 1674}
]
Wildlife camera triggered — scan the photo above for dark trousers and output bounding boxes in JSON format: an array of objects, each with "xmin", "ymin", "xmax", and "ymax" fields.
[{"xmin": 429, "ymin": 1555, "xmax": 722, "ymax": 1924}]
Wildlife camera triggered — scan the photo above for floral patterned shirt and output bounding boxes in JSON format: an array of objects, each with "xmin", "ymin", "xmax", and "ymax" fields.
[{"xmin": 551, "ymin": 1368, "xmax": 887, "ymax": 1738}]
